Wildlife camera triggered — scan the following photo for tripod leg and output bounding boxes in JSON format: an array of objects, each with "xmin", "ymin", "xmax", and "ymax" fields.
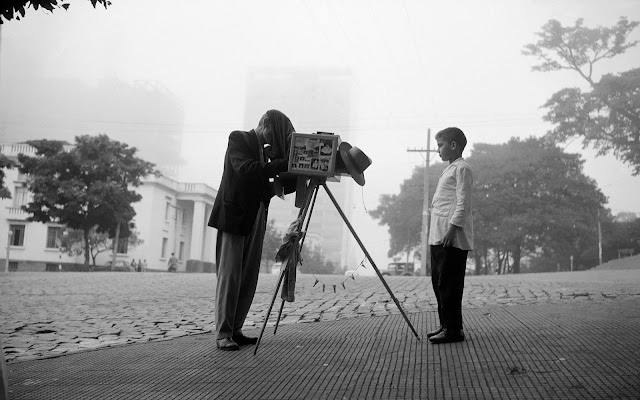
[
  {"xmin": 321, "ymin": 183, "xmax": 421, "ymax": 340},
  {"xmin": 254, "ymin": 181, "xmax": 321, "ymax": 354},
  {"xmin": 273, "ymin": 299, "xmax": 285, "ymax": 335},
  {"xmin": 254, "ymin": 267, "xmax": 287, "ymax": 355},
  {"xmin": 273, "ymin": 184, "xmax": 319, "ymax": 335}
]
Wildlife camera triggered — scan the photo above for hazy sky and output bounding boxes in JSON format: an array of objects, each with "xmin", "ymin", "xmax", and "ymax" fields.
[{"xmin": 1, "ymin": 0, "xmax": 639, "ymax": 271}]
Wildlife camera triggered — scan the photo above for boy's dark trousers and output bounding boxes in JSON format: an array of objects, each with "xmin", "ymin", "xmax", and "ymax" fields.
[{"xmin": 430, "ymin": 245, "xmax": 469, "ymax": 330}]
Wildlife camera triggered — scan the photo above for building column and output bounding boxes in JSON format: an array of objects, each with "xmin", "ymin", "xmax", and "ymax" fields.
[
  {"xmin": 203, "ymin": 204, "xmax": 215, "ymax": 263},
  {"xmin": 190, "ymin": 201, "xmax": 206, "ymax": 261}
]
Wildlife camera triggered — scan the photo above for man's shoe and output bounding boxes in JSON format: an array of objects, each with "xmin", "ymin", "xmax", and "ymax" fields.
[
  {"xmin": 232, "ymin": 334, "xmax": 258, "ymax": 346},
  {"xmin": 429, "ymin": 328, "xmax": 465, "ymax": 344},
  {"xmin": 426, "ymin": 325, "xmax": 444, "ymax": 338},
  {"xmin": 216, "ymin": 338, "xmax": 240, "ymax": 351}
]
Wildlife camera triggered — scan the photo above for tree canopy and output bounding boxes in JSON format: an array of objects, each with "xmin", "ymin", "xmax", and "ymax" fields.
[
  {"xmin": 18, "ymin": 134, "xmax": 156, "ymax": 266},
  {"xmin": 523, "ymin": 17, "xmax": 640, "ymax": 175},
  {"xmin": 1, "ymin": 0, "xmax": 110, "ymax": 23},
  {"xmin": 470, "ymin": 137, "xmax": 606, "ymax": 273},
  {"xmin": 371, "ymin": 137, "xmax": 608, "ymax": 274}
]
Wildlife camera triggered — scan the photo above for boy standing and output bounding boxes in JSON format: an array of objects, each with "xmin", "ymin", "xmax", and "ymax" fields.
[{"xmin": 427, "ymin": 127, "xmax": 474, "ymax": 344}]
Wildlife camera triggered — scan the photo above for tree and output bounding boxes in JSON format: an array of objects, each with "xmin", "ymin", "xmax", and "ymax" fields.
[
  {"xmin": 0, "ymin": 154, "xmax": 15, "ymax": 199},
  {"xmin": 523, "ymin": 17, "xmax": 640, "ymax": 175},
  {"xmin": 601, "ymin": 215, "xmax": 640, "ymax": 261},
  {"xmin": 371, "ymin": 138, "xmax": 607, "ymax": 274},
  {"xmin": 63, "ymin": 227, "xmax": 143, "ymax": 266},
  {"xmin": 18, "ymin": 134, "xmax": 157, "ymax": 267},
  {"xmin": 469, "ymin": 138, "xmax": 607, "ymax": 273},
  {"xmin": 1, "ymin": 0, "xmax": 111, "ymax": 24},
  {"xmin": 300, "ymin": 244, "xmax": 336, "ymax": 275},
  {"xmin": 261, "ymin": 219, "xmax": 283, "ymax": 269},
  {"xmin": 370, "ymin": 162, "xmax": 446, "ymax": 259}
]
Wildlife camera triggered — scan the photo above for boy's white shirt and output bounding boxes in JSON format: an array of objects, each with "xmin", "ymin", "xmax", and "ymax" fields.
[{"xmin": 428, "ymin": 157, "xmax": 474, "ymax": 250}]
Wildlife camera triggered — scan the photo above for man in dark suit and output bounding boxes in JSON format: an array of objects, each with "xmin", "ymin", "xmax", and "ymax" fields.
[{"xmin": 208, "ymin": 109, "xmax": 295, "ymax": 351}]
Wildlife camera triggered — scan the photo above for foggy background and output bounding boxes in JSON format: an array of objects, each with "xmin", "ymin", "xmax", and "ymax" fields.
[{"xmin": 1, "ymin": 0, "xmax": 638, "ymax": 273}]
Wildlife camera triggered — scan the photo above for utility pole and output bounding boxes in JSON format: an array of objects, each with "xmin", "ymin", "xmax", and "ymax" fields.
[
  {"xmin": 597, "ymin": 208, "xmax": 603, "ymax": 266},
  {"xmin": 407, "ymin": 128, "xmax": 438, "ymax": 275}
]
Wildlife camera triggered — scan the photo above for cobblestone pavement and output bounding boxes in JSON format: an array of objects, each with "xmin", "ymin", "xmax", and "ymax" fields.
[{"xmin": 1, "ymin": 269, "xmax": 639, "ymax": 363}]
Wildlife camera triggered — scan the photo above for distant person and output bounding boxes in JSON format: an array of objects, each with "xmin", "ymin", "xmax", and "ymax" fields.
[
  {"xmin": 208, "ymin": 109, "xmax": 296, "ymax": 351},
  {"xmin": 142, "ymin": 259, "xmax": 147, "ymax": 272},
  {"xmin": 136, "ymin": 259, "xmax": 142, "ymax": 272},
  {"xmin": 168, "ymin": 253, "xmax": 178, "ymax": 272},
  {"xmin": 130, "ymin": 259, "xmax": 138, "ymax": 272},
  {"xmin": 427, "ymin": 127, "xmax": 474, "ymax": 344}
]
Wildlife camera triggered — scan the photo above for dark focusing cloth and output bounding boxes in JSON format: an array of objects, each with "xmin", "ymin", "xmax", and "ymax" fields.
[{"xmin": 265, "ymin": 109, "xmax": 295, "ymax": 160}]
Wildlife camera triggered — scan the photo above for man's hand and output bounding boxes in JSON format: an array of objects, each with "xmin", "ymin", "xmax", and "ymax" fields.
[{"xmin": 442, "ymin": 224, "xmax": 459, "ymax": 247}]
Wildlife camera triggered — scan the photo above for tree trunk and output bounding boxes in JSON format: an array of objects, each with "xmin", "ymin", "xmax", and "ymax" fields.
[
  {"xmin": 512, "ymin": 239, "xmax": 522, "ymax": 274},
  {"xmin": 504, "ymin": 251, "xmax": 510, "ymax": 274},
  {"xmin": 111, "ymin": 222, "xmax": 121, "ymax": 271},
  {"xmin": 83, "ymin": 229, "xmax": 90, "ymax": 269},
  {"xmin": 474, "ymin": 250, "xmax": 483, "ymax": 275}
]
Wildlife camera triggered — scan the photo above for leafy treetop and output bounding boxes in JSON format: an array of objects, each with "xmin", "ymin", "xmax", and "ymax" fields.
[
  {"xmin": 523, "ymin": 17, "xmax": 640, "ymax": 175},
  {"xmin": 1, "ymin": 0, "xmax": 111, "ymax": 24}
]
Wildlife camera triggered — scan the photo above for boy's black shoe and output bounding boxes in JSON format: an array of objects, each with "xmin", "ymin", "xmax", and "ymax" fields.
[
  {"xmin": 429, "ymin": 328, "xmax": 465, "ymax": 344},
  {"xmin": 426, "ymin": 325, "xmax": 444, "ymax": 338},
  {"xmin": 232, "ymin": 334, "xmax": 258, "ymax": 346},
  {"xmin": 216, "ymin": 338, "xmax": 240, "ymax": 351}
]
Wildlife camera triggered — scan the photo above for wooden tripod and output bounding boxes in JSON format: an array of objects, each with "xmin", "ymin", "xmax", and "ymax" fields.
[{"xmin": 254, "ymin": 178, "xmax": 420, "ymax": 355}]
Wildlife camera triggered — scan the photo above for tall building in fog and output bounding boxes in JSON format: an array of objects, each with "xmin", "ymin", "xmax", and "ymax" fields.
[{"xmin": 244, "ymin": 67, "xmax": 354, "ymax": 270}]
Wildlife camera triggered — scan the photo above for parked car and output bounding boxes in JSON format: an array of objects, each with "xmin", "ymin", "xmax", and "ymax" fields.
[
  {"xmin": 380, "ymin": 262, "xmax": 416, "ymax": 276},
  {"xmin": 91, "ymin": 260, "xmax": 134, "ymax": 272}
]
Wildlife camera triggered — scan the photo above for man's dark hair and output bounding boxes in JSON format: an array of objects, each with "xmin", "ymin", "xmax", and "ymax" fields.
[{"xmin": 435, "ymin": 127, "xmax": 467, "ymax": 151}]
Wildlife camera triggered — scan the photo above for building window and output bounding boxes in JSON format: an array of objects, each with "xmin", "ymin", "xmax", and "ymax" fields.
[
  {"xmin": 161, "ymin": 237, "xmax": 168, "ymax": 258},
  {"xmin": 179, "ymin": 241, "xmax": 185, "ymax": 261},
  {"xmin": 46, "ymin": 227, "xmax": 63, "ymax": 249},
  {"xmin": 176, "ymin": 208, "xmax": 183, "ymax": 225},
  {"xmin": 12, "ymin": 186, "xmax": 29, "ymax": 208},
  {"xmin": 116, "ymin": 237, "xmax": 128, "ymax": 254},
  {"xmin": 165, "ymin": 198, "xmax": 172, "ymax": 220},
  {"xmin": 9, "ymin": 225, "xmax": 25, "ymax": 246}
]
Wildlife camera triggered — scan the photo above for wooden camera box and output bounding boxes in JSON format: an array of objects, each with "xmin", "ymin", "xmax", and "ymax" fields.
[{"xmin": 287, "ymin": 132, "xmax": 340, "ymax": 178}]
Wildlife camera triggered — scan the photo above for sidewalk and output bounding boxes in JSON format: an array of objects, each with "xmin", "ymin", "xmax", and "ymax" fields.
[{"xmin": 6, "ymin": 297, "xmax": 640, "ymax": 400}]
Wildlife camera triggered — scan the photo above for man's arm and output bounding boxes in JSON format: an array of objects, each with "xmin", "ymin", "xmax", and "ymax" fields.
[
  {"xmin": 442, "ymin": 224, "xmax": 460, "ymax": 248},
  {"xmin": 227, "ymin": 132, "xmax": 288, "ymax": 179}
]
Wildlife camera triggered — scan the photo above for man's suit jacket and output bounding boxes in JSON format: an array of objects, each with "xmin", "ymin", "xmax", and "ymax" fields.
[{"xmin": 208, "ymin": 130, "xmax": 288, "ymax": 236}]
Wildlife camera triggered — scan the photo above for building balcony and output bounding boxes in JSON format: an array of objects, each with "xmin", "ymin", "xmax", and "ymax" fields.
[
  {"xmin": 5, "ymin": 207, "xmax": 31, "ymax": 220},
  {"xmin": 1, "ymin": 143, "xmax": 73, "ymax": 159},
  {"xmin": 143, "ymin": 175, "xmax": 216, "ymax": 201},
  {"xmin": 177, "ymin": 182, "xmax": 216, "ymax": 198}
]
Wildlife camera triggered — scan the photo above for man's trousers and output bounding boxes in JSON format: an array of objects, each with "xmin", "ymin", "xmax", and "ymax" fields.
[
  {"xmin": 215, "ymin": 205, "xmax": 266, "ymax": 340},
  {"xmin": 430, "ymin": 245, "xmax": 468, "ymax": 331}
]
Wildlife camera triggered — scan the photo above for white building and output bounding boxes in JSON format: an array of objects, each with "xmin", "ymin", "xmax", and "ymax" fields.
[{"xmin": 0, "ymin": 143, "xmax": 217, "ymax": 272}]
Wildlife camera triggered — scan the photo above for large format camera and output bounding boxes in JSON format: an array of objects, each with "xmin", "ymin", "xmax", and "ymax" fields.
[{"xmin": 286, "ymin": 132, "xmax": 372, "ymax": 186}]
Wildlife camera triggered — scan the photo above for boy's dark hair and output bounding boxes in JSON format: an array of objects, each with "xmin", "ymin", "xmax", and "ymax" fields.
[{"xmin": 435, "ymin": 127, "xmax": 467, "ymax": 151}]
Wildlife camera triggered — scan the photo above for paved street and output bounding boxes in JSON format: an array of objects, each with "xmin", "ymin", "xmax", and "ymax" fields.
[{"xmin": 1, "ymin": 269, "xmax": 639, "ymax": 363}]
